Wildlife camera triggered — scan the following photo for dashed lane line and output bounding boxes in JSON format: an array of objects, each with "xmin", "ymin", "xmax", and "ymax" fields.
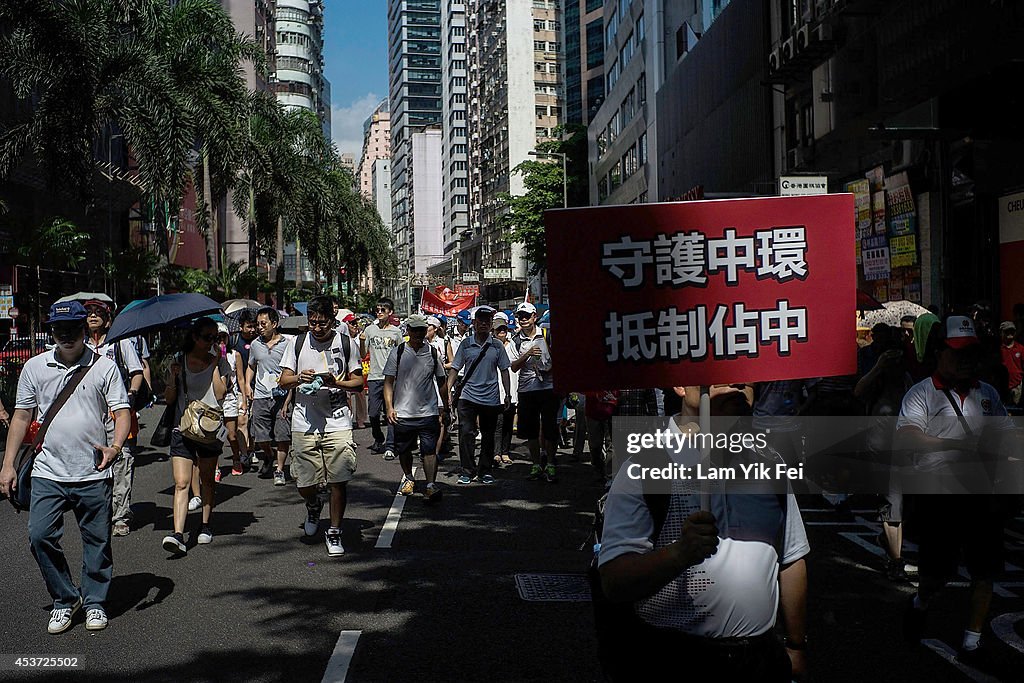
[
  {"xmin": 375, "ymin": 466, "xmax": 417, "ymax": 549},
  {"xmin": 321, "ymin": 630, "xmax": 362, "ymax": 683}
]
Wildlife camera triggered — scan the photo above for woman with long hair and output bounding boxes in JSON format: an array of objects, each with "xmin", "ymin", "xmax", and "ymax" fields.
[{"xmin": 161, "ymin": 317, "xmax": 229, "ymax": 556}]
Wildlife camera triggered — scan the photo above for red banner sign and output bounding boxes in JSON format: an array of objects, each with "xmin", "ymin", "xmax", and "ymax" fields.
[
  {"xmin": 545, "ymin": 195, "xmax": 856, "ymax": 393},
  {"xmin": 421, "ymin": 285, "xmax": 476, "ymax": 316}
]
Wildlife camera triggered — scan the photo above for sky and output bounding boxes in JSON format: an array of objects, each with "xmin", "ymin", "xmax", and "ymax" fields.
[{"xmin": 322, "ymin": 2, "xmax": 389, "ymax": 159}]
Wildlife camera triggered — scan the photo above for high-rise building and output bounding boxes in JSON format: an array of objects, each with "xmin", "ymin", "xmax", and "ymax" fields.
[
  {"xmin": 441, "ymin": 1, "xmax": 469, "ymax": 266},
  {"xmin": 221, "ymin": 0, "xmax": 278, "ymax": 268},
  {"xmin": 564, "ymin": 0, "xmax": 606, "ymax": 126},
  {"xmin": 272, "ymin": 0, "xmax": 331, "ymax": 284},
  {"xmin": 467, "ymin": 0, "xmax": 562, "ymax": 305},
  {"xmin": 372, "ymin": 158, "xmax": 393, "ymax": 233},
  {"xmin": 587, "ymin": 1, "xmax": 699, "ymax": 206},
  {"xmin": 388, "ymin": 0, "xmax": 445, "ymax": 313},
  {"xmin": 339, "ymin": 152, "xmax": 356, "ymax": 175},
  {"xmin": 358, "ymin": 100, "xmax": 391, "ymax": 200}
]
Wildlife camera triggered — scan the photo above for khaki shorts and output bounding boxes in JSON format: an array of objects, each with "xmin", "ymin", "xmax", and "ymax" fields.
[{"xmin": 290, "ymin": 430, "xmax": 357, "ymax": 488}]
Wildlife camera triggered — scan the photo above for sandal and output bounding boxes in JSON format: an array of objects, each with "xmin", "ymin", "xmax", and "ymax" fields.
[
  {"xmin": 494, "ymin": 455, "xmax": 503, "ymax": 465},
  {"xmin": 501, "ymin": 455, "xmax": 513, "ymax": 465}
]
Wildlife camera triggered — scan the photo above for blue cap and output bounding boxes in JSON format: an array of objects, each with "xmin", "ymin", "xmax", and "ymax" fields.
[
  {"xmin": 456, "ymin": 310, "xmax": 472, "ymax": 325},
  {"xmin": 47, "ymin": 300, "xmax": 88, "ymax": 323},
  {"xmin": 436, "ymin": 314, "xmax": 447, "ymax": 325}
]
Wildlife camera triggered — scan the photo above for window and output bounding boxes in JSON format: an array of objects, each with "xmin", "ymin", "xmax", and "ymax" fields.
[
  {"xmin": 609, "ymin": 161, "xmax": 622, "ymax": 190},
  {"xmin": 452, "ymin": 60, "xmax": 465, "ymax": 70},
  {"xmin": 453, "ymin": 93, "xmax": 466, "ymax": 103},
  {"xmin": 621, "ymin": 32, "xmax": 633, "ymax": 65},
  {"xmin": 536, "ymin": 127, "xmax": 548, "ymax": 138},
  {"xmin": 638, "ymin": 73, "xmax": 646, "ymax": 106},
  {"xmin": 453, "ymin": 144, "xmax": 467, "ymax": 154},
  {"xmin": 453, "ymin": 76, "xmax": 467, "ymax": 86},
  {"xmin": 536, "ymin": 105, "xmax": 547, "ymax": 119},
  {"xmin": 453, "ymin": 110, "xmax": 466, "ymax": 120},
  {"xmin": 547, "ymin": 42, "xmax": 559, "ymax": 52},
  {"xmin": 535, "ymin": 62, "xmax": 548, "ymax": 72},
  {"xmin": 454, "ymin": 161, "xmax": 467, "ymax": 170},
  {"xmin": 598, "ymin": 175, "xmax": 609, "ymax": 201},
  {"xmin": 606, "ymin": 59, "xmax": 619, "ymax": 91},
  {"xmin": 606, "ymin": 9, "xmax": 618, "ymax": 47},
  {"xmin": 597, "ymin": 129, "xmax": 608, "ymax": 157},
  {"xmin": 636, "ymin": 12, "xmax": 645, "ymax": 41},
  {"xmin": 534, "ymin": 20, "xmax": 545, "ymax": 32},
  {"xmin": 453, "ymin": 43, "xmax": 465, "ymax": 52},
  {"xmin": 586, "ymin": 0, "xmax": 603, "ymax": 11},
  {"xmin": 624, "ymin": 144, "xmax": 638, "ymax": 177},
  {"xmin": 453, "ymin": 26, "xmax": 466, "ymax": 36},
  {"xmin": 586, "ymin": 19, "xmax": 605, "ymax": 68},
  {"xmin": 534, "ymin": 41, "xmax": 547, "ymax": 51},
  {"xmin": 408, "ymin": 27, "xmax": 441, "ymax": 40},
  {"xmin": 638, "ymin": 131, "xmax": 647, "ymax": 166}
]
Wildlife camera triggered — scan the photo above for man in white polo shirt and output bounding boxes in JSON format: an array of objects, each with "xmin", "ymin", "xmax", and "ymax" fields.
[
  {"xmin": 0, "ymin": 301, "xmax": 131, "ymax": 635},
  {"xmin": 384, "ymin": 314, "xmax": 449, "ymax": 502},
  {"xmin": 509, "ymin": 302, "xmax": 559, "ymax": 482},
  {"xmin": 898, "ymin": 315, "xmax": 1020, "ymax": 667},
  {"xmin": 279, "ymin": 296, "xmax": 363, "ymax": 558}
]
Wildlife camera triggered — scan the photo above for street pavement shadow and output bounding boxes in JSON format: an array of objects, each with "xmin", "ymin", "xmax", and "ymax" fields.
[{"xmin": 106, "ymin": 572, "xmax": 175, "ymax": 618}]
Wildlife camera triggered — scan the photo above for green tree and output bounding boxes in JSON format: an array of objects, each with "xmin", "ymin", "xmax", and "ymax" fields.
[
  {"xmin": 498, "ymin": 124, "xmax": 587, "ymax": 275},
  {"xmin": 12, "ymin": 217, "xmax": 90, "ymax": 347},
  {"xmin": 102, "ymin": 243, "xmax": 162, "ymax": 302}
]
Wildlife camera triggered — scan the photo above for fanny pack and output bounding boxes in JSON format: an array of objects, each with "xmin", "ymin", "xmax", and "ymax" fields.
[{"xmin": 177, "ymin": 355, "xmax": 223, "ymax": 445}]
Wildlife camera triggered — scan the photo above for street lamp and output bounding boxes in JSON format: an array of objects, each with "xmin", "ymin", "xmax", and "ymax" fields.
[{"xmin": 528, "ymin": 150, "xmax": 567, "ymax": 208}]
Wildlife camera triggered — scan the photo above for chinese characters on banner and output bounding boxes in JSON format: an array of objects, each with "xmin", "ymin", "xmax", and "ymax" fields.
[
  {"xmin": 544, "ymin": 195, "xmax": 857, "ymax": 392},
  {"xmin": 420, "ymin": 286, "xmax": 477, "ymax": 315}
]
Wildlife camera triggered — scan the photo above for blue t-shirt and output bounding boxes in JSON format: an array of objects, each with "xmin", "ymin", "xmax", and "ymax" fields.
[{"xmin": 451, "ymin": 334, "xmax": 510, "ymax": 406}]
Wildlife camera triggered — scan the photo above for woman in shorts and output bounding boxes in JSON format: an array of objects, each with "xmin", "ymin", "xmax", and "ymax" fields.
[
  {"xmin": 217, "ymin": 323, "xmax": 245, "ymax": 480},
  {"xmin": 161, "ymin": 317, "xmax": 229, "ymax": 555}
]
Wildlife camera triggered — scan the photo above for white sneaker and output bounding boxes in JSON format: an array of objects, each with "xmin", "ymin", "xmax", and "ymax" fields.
[
  {"xmin": 196, "ymin": 527, "xmax": 213, "ymax": 544},
  {"xmin": 187, "ymin": 496, "xmax": 202, "ymax": 512},
  {"xmin": 85, "ymin": 607, "xmax": 108, "ymax": 631},
  {"xmin": 325, "ymin": 531, "xmax": 345, "ymax": 557},
  {"xmin": 47, "ymin": 599, "xmax": 81, "ymax": 634}
]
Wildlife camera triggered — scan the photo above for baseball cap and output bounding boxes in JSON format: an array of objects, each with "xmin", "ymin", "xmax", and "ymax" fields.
[
  {"xmin": 426, "ymin": 316, "xmax": 441, "ymax": 328},
  {"xmin": 516, "ymin": 302, "xmax": 537, "ymax": 316},
  {"xmin": 336, "ymin": 308, "xmax": 355, "ymax": 323},
  {"xmin": 83, "ymin": 299, "xmax": 111, "ymax": 312},
  {"xmin": 473, "ymin": 305, "xmax": 496, "ymax": 320},
  {"xmin": 406, "ymin": 314, "xmax": 429, "ymax": 329},
  {"xmin": 492, "ymin": 311, "xmax": 509, "ymax": 328},
  {"xmin": 944, "ymin": 315, "xmax": 979, "ymax": 349},
  {"xmin": 456, "ymin": 310, "xmax": 472, "ymax": 325},
  {"xmin": 1000, "ymin": 320, "xmax": 1017, "ymax": 332},
  {"xmin": 216, "ymin": 322, "xmax": 229, "ymax": 335},
  {"xmin": 47, "ymin": 301, "xmax": 88, "ymax": 323}
]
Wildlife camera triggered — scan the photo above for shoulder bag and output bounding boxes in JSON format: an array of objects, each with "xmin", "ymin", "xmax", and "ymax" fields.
[
  {"xmin": 178, "ymin": 355, "xmax": 224, "ymax": 446},
  {"xmin": 8, "ymin": 363, "xmax": 95, "ymax": 512}
]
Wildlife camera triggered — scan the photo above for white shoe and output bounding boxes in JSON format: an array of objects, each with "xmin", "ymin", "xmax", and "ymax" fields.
[
  {"xmin": 85, "ymin": 607, "xmax": 108, "ymax": 631},
  {"xmin": 47, "ymin": 599, "xmax": 81, "ymax": 634},
  {"xmin": 187, "ymin": 496, "xmax": 202, "ymax": 512},
  {"xmin": 325, "ymin": 531, "xmax": 345, "ymax": 557},
  {"xmin": 196, "ymin": 527, "xmax": 213, "ymax": 544}
]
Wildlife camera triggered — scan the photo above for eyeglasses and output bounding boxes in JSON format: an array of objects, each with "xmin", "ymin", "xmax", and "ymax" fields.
[
  {"xmin": 495, "ymin": 326, "xmax": 509, "ymax": 333},
  {"xmin": 375, "ymin": 306, "xmax": 390, "ymax": 312},
  {"xmin": 307, "ymin": 318, "xmax": 332, "ymax": 329},
  {"xmin": 85, "ymin": 309, "xmax": 107, "ymax": 318}
]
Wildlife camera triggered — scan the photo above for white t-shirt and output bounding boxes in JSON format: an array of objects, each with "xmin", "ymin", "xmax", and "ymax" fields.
[
  {"xmin": 896, "ymin": 375, "xmax": 1013, "ymax": 471},
  {"xmin": 510, "ymin": 330, "xmax": 553, "ymax": 392},
  {"xmin": 598, "ymin": 427, "xmax": 809, "ymax": 638},
  {"xmin": 86, "ymin": 337, "xmax": 143, "ymax": 387},
  {"xmin": 16, "ymin": 348, "xmax": 130, "ymax": 483},
  {"xmin": 498, "ymin": 340, "xmax": 519, "ymax": 404},
  {"xmin": 280, "ymin": 332, "xmax": 361, "ymax": 434},
  {"xmin": 383, "ymin": 342, "xmax": 446, "ymax": 418}
]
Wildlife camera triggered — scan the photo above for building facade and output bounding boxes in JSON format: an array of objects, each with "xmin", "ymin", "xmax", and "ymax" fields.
[
  {"xmin": 467, "ymin": 0, "xmax": 562, "ymax": 306},
  {"xmin": 388, "ymin": 0, "xmax": 444, "ymax": 313},
  {"xmin": 358, "ymin": 100, "xmax": 391, "ymax": 200},
  {"xmin": 587, "ymin": 0, "xmax": 701, "ymax": 206},
  {"xmin": 440, "ymin": 0, "xmax": 470, "ymax": 271},
  {"xmin": 563, "ymin": 0, "xmax": 606, "ymax": 127}
]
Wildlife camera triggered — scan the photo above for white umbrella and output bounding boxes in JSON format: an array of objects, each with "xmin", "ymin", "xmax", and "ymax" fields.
[
  {"xmin": 55, "ymin": 291, "xmax": 114, "ymax": 305},
  {"xmin": 858, "ymin": 300, "xmax": 930, "ymax": 328},
  {"xmin": 222, "ymin": 298, "xmax": 261, "ymax": 315}
]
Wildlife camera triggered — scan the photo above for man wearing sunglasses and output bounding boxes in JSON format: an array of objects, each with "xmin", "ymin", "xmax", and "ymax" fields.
[
  {"xmin": 509, "ymin": 302, "xmax": 559, "ymax": 482},
  {"xmin": 83, "ymin": 299, "xmax": 144, "ymax": 538},
  {"xmin": 1, "ymin": 301, "xmax": 131, "ymax": 634},
  {"xmin": 359, "ymin": 297, "xmax": 404, "ymax": 459},
  {"xmin": 280, "ymin": 296, "xmax": 363, "ymax": 557}
]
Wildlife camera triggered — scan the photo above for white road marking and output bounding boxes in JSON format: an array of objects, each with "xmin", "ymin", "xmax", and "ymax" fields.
[
  {"xmin": 990, "ymin": 612, "xmax": 1024, "ymax": 656},
  {"xmin": 375, "ymin": 466, "xmax": 417, "ymax": 549},
  {"xmin": 321, "ymin": 630, "xmax": 362, "ymax": 683},
  {"xmin": 920, "ymin": 639, "xmax": 1002, "ymax": 683}
]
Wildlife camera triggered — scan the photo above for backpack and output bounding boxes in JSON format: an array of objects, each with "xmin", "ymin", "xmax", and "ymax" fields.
[
  {"xmin": 394, "ymin": 341, "xmax": 441, "ymax": 381},
  {"xmin": 112, "ymin": 337, "xmax": 152, "ymax": 411}
]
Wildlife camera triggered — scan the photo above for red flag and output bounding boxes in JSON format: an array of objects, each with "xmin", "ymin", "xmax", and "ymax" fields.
[{"xmin": 421, "ymin": 285, "xmax": 476, "ymax": 315}]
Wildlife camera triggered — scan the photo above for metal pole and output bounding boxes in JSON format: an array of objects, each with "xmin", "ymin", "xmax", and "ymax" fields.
[{"xmin": 561, "ymin": 152, "xmax": 568, "ymax": 208}]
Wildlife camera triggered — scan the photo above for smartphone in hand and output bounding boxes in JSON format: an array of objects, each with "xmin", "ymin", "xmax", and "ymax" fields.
[{"xmin": 94, "ymin": 448, "xmax": 105, "ymax": 471}]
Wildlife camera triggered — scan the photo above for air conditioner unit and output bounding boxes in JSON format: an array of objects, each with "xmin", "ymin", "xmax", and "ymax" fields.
[
  {"xmin": 782, "ymin": 37, "xmax": 795, "ymax": 62},
  {"xmin": 796, "ymin": 24, "xmax": 810, "ymax": 51},
  {"xmin": 768, "ymin": 48, "xmax": 781, "ymax": 73},
  {"xmin": 815, "ymin": 23, "xmax": 834, "ymax": 43}
]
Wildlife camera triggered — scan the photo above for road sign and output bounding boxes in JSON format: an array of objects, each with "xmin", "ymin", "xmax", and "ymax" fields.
[
  {"xmin": 779, "ymin": 175, "xmax": 828, "ymax": 196},
  {"xmin": 484, "ymin": 268, "xmax": 513, "ymax": 280},
  {"xmin": 545, "ymin": 194, "xmax": 856, "ymax": 392}
]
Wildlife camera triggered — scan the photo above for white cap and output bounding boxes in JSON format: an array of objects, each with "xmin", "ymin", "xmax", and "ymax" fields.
[
  {"xmin": 516, "ymin": 302, "xmax": 537, "ymax": 315},
  {"xmin": 944, "ymin": 315, "xmax": 979, "ymax": 349},
  {"xmin": 216, "ymin": 322, "xmax": 229, "ymax": 335},
  {"xmin": 426, "ymin": 316, "xmax": 441, "ymax": 328}
]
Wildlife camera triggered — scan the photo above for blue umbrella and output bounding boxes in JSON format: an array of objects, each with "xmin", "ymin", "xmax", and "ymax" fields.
[
  {"xmin": 293, "ymin": 301, "xmax": 308, "ymax": 315},
  {"xmin": 121, "ymin": 299, "xmax": 146, "ymax": 313},
  {"xmin": 105, "ymin": 293, "xmax": 222, "ymax": 343}
]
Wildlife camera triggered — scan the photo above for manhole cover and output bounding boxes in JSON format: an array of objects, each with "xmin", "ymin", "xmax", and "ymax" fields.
[{"xmin": 515, "ymin": 573, "xmax": 592, "ymax": 602}]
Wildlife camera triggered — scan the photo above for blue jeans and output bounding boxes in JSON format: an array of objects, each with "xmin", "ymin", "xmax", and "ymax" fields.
[{"xmin": 29, "ymin": 477, "xmax": 113, "ymax": 610}]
